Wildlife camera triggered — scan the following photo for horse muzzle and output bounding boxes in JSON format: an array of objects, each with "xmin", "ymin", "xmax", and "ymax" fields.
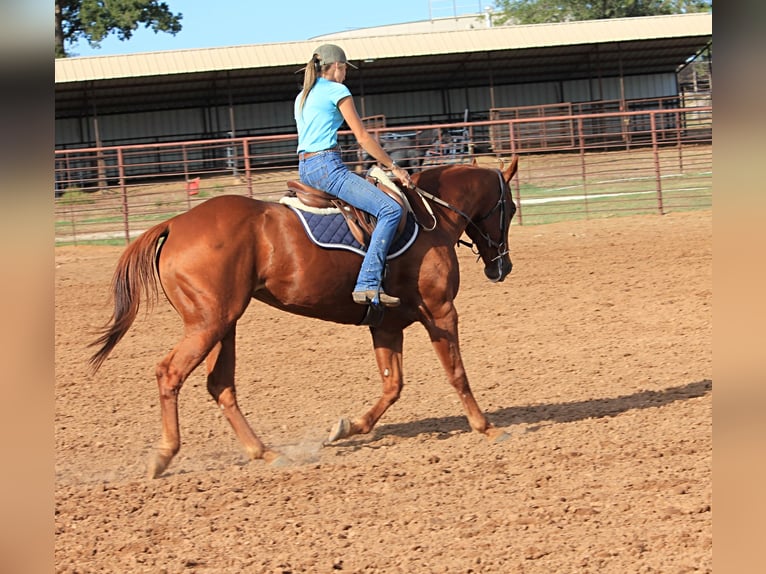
[{"xmin": 484, "ymin": 255, "xmax": 513, "ymax": 283}]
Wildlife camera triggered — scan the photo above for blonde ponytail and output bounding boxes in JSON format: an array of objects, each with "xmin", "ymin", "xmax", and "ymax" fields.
[{"xmin": 298, "ymin": 55, "xmax": 322, "ymax": 113}]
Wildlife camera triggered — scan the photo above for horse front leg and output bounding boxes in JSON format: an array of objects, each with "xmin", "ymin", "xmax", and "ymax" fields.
[
  {"xmin": 425, "ymin": 302, "xmax": 508, "ymax": 442},
  {"xmin": 327, "ymin": 328, "xmax": 404, "ymax": 442}
]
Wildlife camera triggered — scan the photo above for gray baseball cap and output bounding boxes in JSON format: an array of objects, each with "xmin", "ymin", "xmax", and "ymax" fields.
[{"xmin": 314, "ymin": 44, "xmax": 358, "ymax": 69}]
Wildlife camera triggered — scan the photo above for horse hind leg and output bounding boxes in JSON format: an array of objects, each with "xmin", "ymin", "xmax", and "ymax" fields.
[
  {"xmin": 149, "ymin": 332, "xmax": 214, "ymax": 478},
  {"xmin": 204, "ymin": 326, "xmax": 285, "ymax": 466},
  {"xmin": 328, "ymin": 328, "xmax": 404, "ymax": 442}
]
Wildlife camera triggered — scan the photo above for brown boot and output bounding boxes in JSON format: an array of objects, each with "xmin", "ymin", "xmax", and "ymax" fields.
[{"xmin": 352, "ymin": 289, "xmax": 400, "ymax": 307}]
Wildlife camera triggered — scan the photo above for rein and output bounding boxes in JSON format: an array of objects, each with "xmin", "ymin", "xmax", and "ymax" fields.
[{"xmin": 413, "ymin": 168, "xmax": 510, "ymax": 266}]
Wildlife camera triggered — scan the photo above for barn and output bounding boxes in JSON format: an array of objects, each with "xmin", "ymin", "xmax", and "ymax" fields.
[{"xmin": 55, "ymin": 12, "xmax": 712, "ymax": 150}]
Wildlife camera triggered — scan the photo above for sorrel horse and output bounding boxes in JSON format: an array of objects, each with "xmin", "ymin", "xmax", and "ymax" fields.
[{"xmin": 89, "ymin": 159, "xmax": 518, "ymax": 478}]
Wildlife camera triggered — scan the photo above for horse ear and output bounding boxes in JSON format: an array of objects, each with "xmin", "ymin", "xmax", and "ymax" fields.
[
  {"xmin": 503, "ymin": 155, "xmax": 519, "ymax": 183},
  {"xmin": 471, "ymin": 157, "xmax": 479, "ymax": 167}
]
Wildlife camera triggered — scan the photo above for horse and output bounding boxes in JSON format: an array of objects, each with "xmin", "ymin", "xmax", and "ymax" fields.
[
  {"xmin": 89, "ymin": 158, "xmax": 519, "ymax": 478},
  {"xmin": 360, "ymin": 128, "xmax": 441, "ymax": 171}
]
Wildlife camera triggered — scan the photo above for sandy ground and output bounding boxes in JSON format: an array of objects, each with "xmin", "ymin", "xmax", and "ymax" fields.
[{"xmin": 55, "ymin": 209, "xmax": 712, "ymax": 573}]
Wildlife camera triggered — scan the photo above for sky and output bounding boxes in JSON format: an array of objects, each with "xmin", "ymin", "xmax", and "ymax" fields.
[{"xmin": 68, "ymin": 0, "xmax": 491, "ymax": 58}]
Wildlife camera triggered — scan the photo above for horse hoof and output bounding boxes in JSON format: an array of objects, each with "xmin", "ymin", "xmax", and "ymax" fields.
[
  {"xmin": 328, "ymin": 418, "xmax": 352, "ymax": 443},
  {"xmin": 148, "ymin": 452, "xmax": 172, "ymax": 479},
  {"xmin": 147, "ymin": 464, "xmax": 163, "ymax": 480}
]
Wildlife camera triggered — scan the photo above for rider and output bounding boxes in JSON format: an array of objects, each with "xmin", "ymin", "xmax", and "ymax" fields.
[{"xmin": 295, "ymin": 44, "xmax": 413, "ymax": 308}]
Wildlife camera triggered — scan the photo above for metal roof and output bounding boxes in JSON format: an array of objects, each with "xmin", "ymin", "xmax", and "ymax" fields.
[
  {"xmin": 55, "ymin": 13, "xmax": 711, "ymax": 119},
  {"xmin": 311, "ymin": 13, "xmax": 492, "ymax": 39}
]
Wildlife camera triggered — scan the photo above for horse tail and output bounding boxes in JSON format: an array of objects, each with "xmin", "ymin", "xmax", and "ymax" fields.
[{"xmin": 88, "ymin": 223, "xmax": 170, "ymax": 373}]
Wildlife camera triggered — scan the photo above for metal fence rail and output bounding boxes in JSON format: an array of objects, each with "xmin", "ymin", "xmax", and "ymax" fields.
[{"xmin": 54, "ymin": 107, "xmax": 712, "ymax": 244}]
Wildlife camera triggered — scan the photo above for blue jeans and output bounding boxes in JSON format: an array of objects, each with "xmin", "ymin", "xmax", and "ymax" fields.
[{"xmin": 299, "ymin": 151, "xmax": 403, "ymax": 293}]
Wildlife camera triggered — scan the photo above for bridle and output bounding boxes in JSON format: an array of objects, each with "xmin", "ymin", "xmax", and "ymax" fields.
[{"xmin": 413, "ymin": 168, "xmax": 512, "ymax": 274}]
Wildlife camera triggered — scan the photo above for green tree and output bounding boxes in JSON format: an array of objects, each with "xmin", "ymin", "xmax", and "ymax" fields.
[
  {"xmin": 55, "ymin": 0, "xmax": 182, "ymax": 58},
  {"xmin": 491, "ymin": 0, "xmax": 712, "ymax": 25}
]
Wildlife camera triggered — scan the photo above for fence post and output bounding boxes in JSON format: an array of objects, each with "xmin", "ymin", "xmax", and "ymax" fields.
[
  {"xmin": 676, "ymin": 110, "xmax": 684, "ymax": 173},
  {"xmin": 578, "ymin": 117, "xmax": 589, "ymax": 219},
  {"xmin": 243, "ymin": 137, "xmax": 253, "ymax": 198},
  {"xmin": 650, "ymin": 112, "xmax": 665, "ymax": 215},
  {"xmin": 509, "ymin": 122, "xmax": 517, "ymax": 157},
  {"xmin": 509, "ymin": 119, "xmax": 522, "ymax": 225},
  {"xmin": 182, "ymin": 145, "xmax": 193, "ymax": 211},
  {"xmin": 117, "ymin": 147, "xmax": 130, "ymax": 244}
]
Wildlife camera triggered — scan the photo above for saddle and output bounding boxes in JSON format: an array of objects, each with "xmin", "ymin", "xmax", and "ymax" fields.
[{"xmin": 284, "ymin": 167, "xmax": 412, "ymax": 248}]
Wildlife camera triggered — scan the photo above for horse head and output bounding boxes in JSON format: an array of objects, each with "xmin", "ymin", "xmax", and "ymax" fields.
[
  {"xmin": 411, "ymin": 157, "xmax": 518, "ymax": 283},
  {"xmin": 464, "ymin": 157, "xmax": 518, "ymax": 282}
]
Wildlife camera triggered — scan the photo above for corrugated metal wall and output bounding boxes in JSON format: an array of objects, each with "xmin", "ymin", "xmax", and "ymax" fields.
[
  {"xmin": 55, "ymin": 73, "xmax": 679, "ymax": 148},
  {"xmin": 562, "ymin": 73, "xmax": 677, "ymax": 102},
  {"xmin": 56, "ymin": 117, "xmax": 88, "ymax": 148},
  {"xmin": 231, "ymin": 100, "xmax": 296, "ymax": 135},
  {"xmin": 56, "ymin": 108, "xmax": 207, "ymax": 147}
]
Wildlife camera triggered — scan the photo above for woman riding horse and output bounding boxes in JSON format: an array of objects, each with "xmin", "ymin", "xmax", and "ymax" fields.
[{"xmin": 295, "ymin": 43, "xmax": 413, "ymax": 307}]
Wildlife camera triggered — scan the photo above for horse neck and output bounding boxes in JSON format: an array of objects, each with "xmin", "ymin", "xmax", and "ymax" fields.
[
  {"xmin": 439, "ymin": 192, "xmax": 474, "ymax": 239},
  {"xmin": 412, "ymin": 167, "xmax": 490, "ymax": 239}
]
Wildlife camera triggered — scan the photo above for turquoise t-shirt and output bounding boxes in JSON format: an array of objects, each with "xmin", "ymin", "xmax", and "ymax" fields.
[{"xmin": 294, "ymin": 77, "xmax": 352, "ymax": 153}]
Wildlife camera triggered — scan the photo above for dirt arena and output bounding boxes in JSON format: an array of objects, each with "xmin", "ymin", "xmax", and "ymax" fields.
[{"xmin": 55, "ymin": 209, "xmax": 712, "ymax": 573}]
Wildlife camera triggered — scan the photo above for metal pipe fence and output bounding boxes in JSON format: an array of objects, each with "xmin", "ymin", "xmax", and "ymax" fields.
[{"xmin": 54, "ymin": 107, "xmax": 712, "ymax": 245}]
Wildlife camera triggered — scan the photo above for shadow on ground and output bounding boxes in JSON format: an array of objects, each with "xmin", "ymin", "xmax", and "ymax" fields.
[{"xmin": 343, "ymin": 379, "xmax": 712, "ymax": 444}]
